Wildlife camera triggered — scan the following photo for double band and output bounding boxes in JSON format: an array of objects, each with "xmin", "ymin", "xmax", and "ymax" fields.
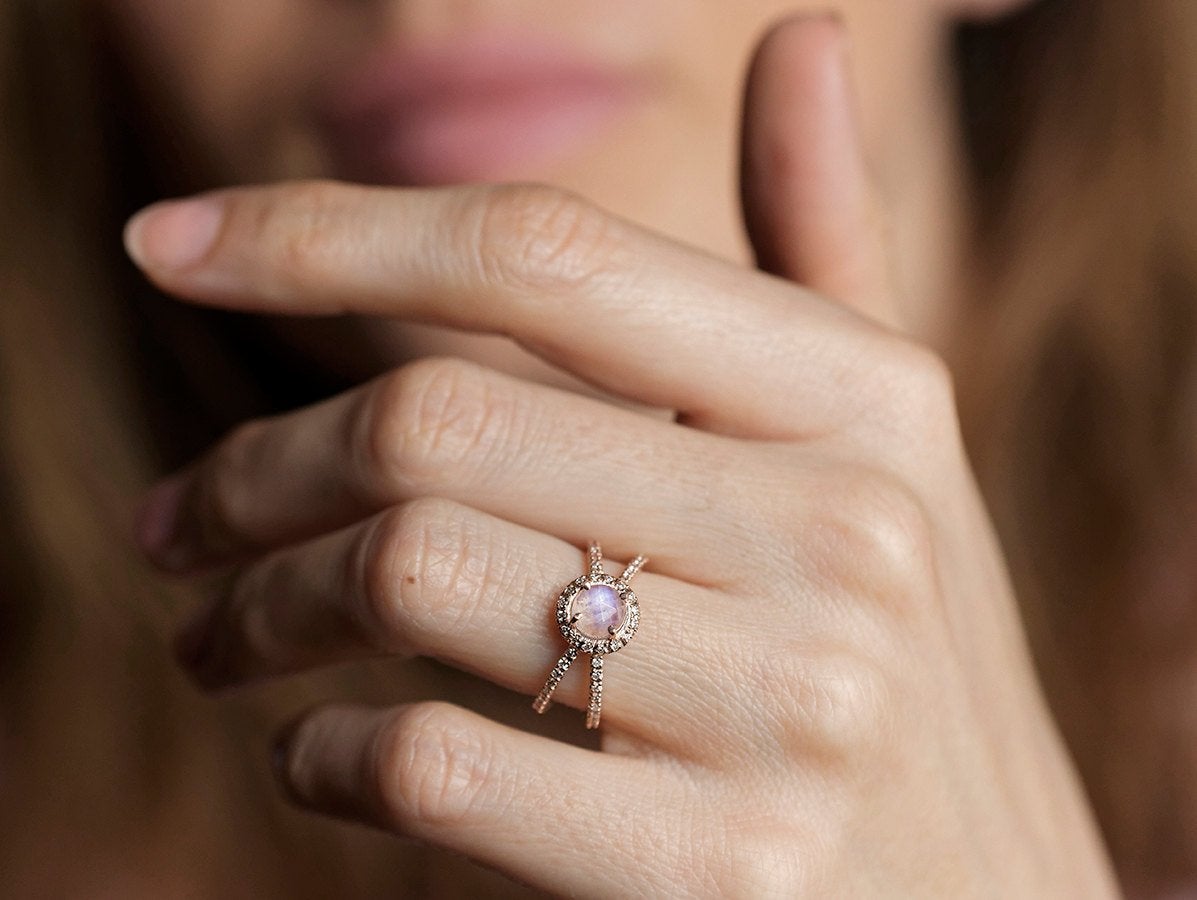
[{"xmin": 532, "ymin": 541, "xmax": 646, "ymax": 729}]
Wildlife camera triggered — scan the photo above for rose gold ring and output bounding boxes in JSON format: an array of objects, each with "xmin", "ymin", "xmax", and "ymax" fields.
[{"xmin": 532, "ymin": 541, "xmax": 645, "ymax": 729}]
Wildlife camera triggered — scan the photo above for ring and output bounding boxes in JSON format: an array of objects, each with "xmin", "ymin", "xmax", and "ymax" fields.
[{"xmin": 532, "ymin": 541, "xmax": 646, "ymax": 729}]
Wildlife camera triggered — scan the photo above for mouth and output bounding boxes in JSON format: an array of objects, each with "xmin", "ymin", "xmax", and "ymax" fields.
[{"xmin": 316, "ymin": 32, "xmax": 647, "ymax": 185}]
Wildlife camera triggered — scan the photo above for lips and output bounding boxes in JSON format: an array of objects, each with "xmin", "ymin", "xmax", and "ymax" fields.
[{"xmin": 317, "ymin": 34, "xmax": 645, "ymax": 185}]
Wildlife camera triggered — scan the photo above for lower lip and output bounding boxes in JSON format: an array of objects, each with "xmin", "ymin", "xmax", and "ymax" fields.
[{"xmin": 319, "ymin": 50, "xmax": 642, "ymax": 185}]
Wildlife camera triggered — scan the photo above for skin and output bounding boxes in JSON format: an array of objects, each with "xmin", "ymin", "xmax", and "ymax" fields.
[
  {"xmin": 108, "ymin": 1, "xmax": 1116, "ymax": 895},
  {"xmin": 106, "ymin": 0, "xmax": 978, "ymax": 360}
]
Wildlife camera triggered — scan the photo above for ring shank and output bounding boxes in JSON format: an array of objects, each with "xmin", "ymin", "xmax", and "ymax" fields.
[{"xmin": 534, "ymin": 542, "xmax": 646, "ymax": 729}]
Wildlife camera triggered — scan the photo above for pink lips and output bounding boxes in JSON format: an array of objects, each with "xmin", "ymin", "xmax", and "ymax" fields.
[{"xmin": 317, "ymin": 35, "xmax": 643, "ymax": 185}]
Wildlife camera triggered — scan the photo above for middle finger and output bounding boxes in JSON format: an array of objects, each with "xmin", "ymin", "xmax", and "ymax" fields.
[{"xmin": 140, "ymin": 357, "xmax": 762, "ymax": 578}]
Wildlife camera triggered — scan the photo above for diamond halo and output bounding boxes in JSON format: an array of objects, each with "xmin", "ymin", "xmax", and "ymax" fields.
[{"xmin": 532, "ymin": 542, "xmax": 646, "ymax": 729}]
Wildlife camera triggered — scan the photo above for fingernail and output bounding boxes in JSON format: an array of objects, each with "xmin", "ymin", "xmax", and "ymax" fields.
[
  {"xmin": 174, "ymin": 604, "xmax": 217, "ymax": 670},
  {"xmin": 124, "ymin": 197, "xmax": 224, "ymax": 271},
  {"xmin": 173, "ymin": 601, "xmax": 232, "ymax": 690},
  {"xmin": 134, "ymin": 474, "xmax": 189, "ymax": 559},
  {"xmin": 271, "ymin": 718, "xmax": 305, "ymax": 803}
]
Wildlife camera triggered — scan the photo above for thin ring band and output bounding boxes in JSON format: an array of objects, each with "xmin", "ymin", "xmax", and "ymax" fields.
[{"xmin": 533, "ymin": 541, "xmax": 646, "ymax": 729}]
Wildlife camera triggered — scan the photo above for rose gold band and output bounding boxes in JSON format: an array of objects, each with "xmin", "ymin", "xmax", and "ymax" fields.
[{"xmin": 532, "ymin": 541, "xmax": 645, "ymax": 729}]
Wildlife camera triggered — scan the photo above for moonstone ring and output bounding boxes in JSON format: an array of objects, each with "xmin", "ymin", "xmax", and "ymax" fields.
[{"xmin": 532, "ymin": 541, "xmax": 645, "ymax": 729}]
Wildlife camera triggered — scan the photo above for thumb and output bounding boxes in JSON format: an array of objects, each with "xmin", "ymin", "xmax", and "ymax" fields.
[{"xmin": 739, "ymin": 15, "xmax": 899, "ymax": 327}]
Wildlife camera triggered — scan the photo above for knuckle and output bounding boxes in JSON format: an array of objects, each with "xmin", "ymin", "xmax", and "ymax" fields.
[
  {"xmin": 889, "ymin": 341, "xmax": 957, "ymax": 423},
  {"xmin": 803, "ymin": 469, "xmax": 937, "ymax": 608},
  {"xmin": 355, "ymin": 357, "xmax": 515, "ymax": 496},
  {"xmin": 225, "ymin": 563, "xmax": 289, "ymax": 670},
  {"xmin": 354, "ymin": 504, "xmax": 419, "ymax": 650},
  {"xmin": 246, "ymin": 180, "xmax": 355, "ymax": 297},
  {"xmin": 858, "ymin": 338, "xmax": 960, "ymax": 442},
  {"xmin": 354, "ymin": 498, "xmax": 476, "ymax": 649},
  {"xmin": 710, "ymin": 822, "xmax": 812, "ymax": 899},
  {"xmin": 373, "ymin": 703, "xmax": 495, "ymax": 832},
  {"xmin": 199, "ymin": 418, "xmax": 271, "ymax": 549},
  {"xmin": 749, "ymin": 644, "xmax": 894, "ymax": 769},
  {"xmin": 468, "ymin": 183, "xmax": 621, "ymax": 293}
]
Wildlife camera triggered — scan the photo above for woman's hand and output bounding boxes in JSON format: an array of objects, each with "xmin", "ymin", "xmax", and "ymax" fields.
[{"xmin": 126, "ymin": 18, "xmax": 1115, "ymax": 897}]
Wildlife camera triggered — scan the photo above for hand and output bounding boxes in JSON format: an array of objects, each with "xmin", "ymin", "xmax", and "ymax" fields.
[{"xmin": 127, "ymin": 17, "xmax": 1115, "ymax": 897}]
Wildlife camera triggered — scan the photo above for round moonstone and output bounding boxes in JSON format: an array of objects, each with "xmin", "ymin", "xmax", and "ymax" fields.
[{"xmin": 569, "ymin": 584, "xmax": 628, "ymax": 641}]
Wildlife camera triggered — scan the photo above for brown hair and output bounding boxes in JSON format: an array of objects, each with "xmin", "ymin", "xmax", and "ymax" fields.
[
  {"xmin": 955, "ymin": 3, "xmax": 1197, "ymax": 887},
  {"xmin": 1, "ymin": 0, "xmax": 1194, "ymax": 891},
  {"xmin": 0, "ymin": 8, "xmax": 434, "ymax": 892}
]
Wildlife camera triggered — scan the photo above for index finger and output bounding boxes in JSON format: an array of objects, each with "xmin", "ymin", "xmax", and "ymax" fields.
[{"xmin": 124, "ymin": 181, "xmax": 889, "ymax": 439}]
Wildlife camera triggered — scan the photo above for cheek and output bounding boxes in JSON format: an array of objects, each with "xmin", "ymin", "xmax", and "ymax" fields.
[
  {"xmin": 954, "ymin": 0, "xmax": 1037, "ymax": 17},
  {"xmin": 102, "ymin": 0, "xmax": 339, "ymax": 181},
  {"xmin": 105, "ymin": 0, "xmax": 258, "ymax": 99}
]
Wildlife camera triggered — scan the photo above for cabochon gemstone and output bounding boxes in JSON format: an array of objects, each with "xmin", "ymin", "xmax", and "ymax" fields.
[{"xmin": 570, "ymin": 584, "xmax": 627, "ymax": 640}]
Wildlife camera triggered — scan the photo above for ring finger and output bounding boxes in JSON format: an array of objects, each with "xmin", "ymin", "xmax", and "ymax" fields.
[{"xmin": 181, "ymin": 497, "xmax": 755, "ymax": 755}]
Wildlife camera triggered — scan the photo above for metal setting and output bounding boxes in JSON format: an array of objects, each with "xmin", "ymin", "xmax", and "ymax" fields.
[{"xmin": 533, "ymin": 541, "xmax": 645, "ymax": 729}]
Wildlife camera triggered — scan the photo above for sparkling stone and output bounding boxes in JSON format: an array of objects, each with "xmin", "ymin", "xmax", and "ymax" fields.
[{"xmin": 569, "ymin": 584, "xmax": 627, "ymax": 640}]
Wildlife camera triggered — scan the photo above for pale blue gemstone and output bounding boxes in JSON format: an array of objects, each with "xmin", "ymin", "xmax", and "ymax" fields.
[{"xmin": 571, "ymin": 584, "xmax": 626, "ymax": 640}]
